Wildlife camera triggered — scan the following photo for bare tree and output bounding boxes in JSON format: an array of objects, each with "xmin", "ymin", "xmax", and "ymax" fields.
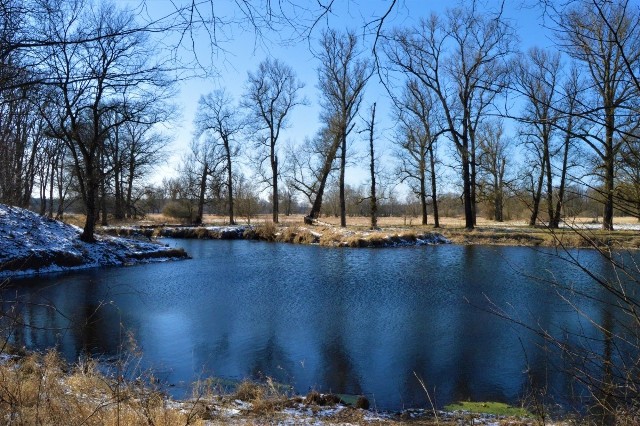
[
  {"xmin": 393, "ymin": 78, "xmax": 441, "ymax": 227},
  {"xmin": 514, "ymin": 47, "xmax": 562, "ymax": 226},
  {"xmin": 308, "ymin": 28, "xmax": 371, "ymax": 227},
  {"xmin": 243, "ymin": 58, "xmax": 303, "ymax": 224},
  {"xmin": 284, "ymin": 132, "xmax": 330, "ymax": 206},
  {"xmin": 363, "ymin": 102, "xmax": 378, "ymax": 229},
  {"xmin": 384, "ymin": 1, "xmax": 515, "ymax": 229},
  {"xmin": 182, "ymin": 137, "xmax": 225, "ymax": 225},
  {"xmin": 195, "ymin": 89, "xmax": 244, "ymax": 225},
  {"xmin": 554, "ymin": 0, "xmax": 640, "ymax": 230},
  {"xmin": 550, "ymin": 67, "xmax": 583, "ymax": 228},
  {"xmin": 477, "ymin": 121, "xmax": 511, "ymax": 222},
  {"xmin": 118, "ymin": 120, "xmax": 168, "ymax": 219},
  {"xmin": 37, "ymin": 0, "xmax": 173, "ymax": 241},
  {"xmin": 0, "ymin": 84, "xmax": 46, "ymax": 207}
]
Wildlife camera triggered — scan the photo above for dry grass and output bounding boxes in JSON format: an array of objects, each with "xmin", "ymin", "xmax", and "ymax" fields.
[
  {"xmin": 0, "ymin": 350, "xmax": 209, "ymax": 426},
  {"xmin": 0, "ymin": 347, "xmax": 587, "ymax": 425}
]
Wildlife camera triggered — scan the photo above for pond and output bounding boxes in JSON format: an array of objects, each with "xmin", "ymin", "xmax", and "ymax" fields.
[{"xmin": 1, "ymin": 240, "xmax": 635, "ymax": 411}]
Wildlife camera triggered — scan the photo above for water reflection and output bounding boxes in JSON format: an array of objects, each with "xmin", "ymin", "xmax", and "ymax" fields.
[{"xmin": 2, "ymin": 240, "xmax": 635, "ymax": 410}]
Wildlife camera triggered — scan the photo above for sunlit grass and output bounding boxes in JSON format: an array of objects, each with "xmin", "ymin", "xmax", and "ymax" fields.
[{"xmin": 444, "ymin": 401, "xmax": 532, "ymax": 417}]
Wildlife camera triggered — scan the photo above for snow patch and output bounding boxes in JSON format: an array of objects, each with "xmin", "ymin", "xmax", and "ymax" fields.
[{"xmin": 0, "ymin": 204, "xmax": 188, "ymax": 278}]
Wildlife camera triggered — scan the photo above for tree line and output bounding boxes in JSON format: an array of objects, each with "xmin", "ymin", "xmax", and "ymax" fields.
[
  {"xmin": 2, "ymin": 0, "xmax": 640, "ymax": 240},
  {"xmin": 168, "ymin": 0, "xmax": 640, "ymax": 232}
]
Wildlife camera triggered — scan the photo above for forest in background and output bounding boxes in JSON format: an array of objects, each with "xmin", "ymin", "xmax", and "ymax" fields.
[{"xmin": 2, "ymin": 0, "xmax": 640, "ymax": 238}]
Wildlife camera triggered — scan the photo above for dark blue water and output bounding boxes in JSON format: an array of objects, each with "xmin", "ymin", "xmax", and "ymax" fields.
[{"xmin": 1, "ymin": 240, "xmax": 635, "ymax": 411}]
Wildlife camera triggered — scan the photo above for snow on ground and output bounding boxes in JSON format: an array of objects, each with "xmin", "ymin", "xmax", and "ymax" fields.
[
  {"xmin": 0, "ymin": 204, "xmax": 188, "ymax": 278},
  {"xmin": 560, "ymin": 222, "xmax": 640, "ymax": 231}
]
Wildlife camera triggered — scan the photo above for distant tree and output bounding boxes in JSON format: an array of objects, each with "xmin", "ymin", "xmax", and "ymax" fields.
[
  {"xmin": 384, "ymin": 1, "xmax": 515, "ymax": 229},
  {"xmin": 243, "ymin": 58, "xmax": 304, "ymax": 224},
  {"xmin": 308, "ymin": 28, "xmax": 371, "ymax": 226},
  {"xmin": 234, "ymin": 173, "xmax": 260, "ymax": 224},
  {"xmin": 108, "ymin": 119, "xmax": 168, "ymax": 220},
  {"xmin": 550, "ymin": 67, "xmax": 583, "ymax": 228},
  {"xmin": 195, "ymin": 89, "xmax": 244, "ymax": 225},
  {"xmin": 477, "ymin": 121, "xmax": 511, "ymax": 222},
  {"xmin": 0, "ymin": 84, "xmax": 47, "ymax": 207},
  {"xmin": 393, "ymin": 78, "xmax": 441, "ymax": 227},
  {"xmin": 182, "ymin": 137, "xmax": 224, "ymax": 224},
  {"xmin": 514, "ymin": 48, "xmax": 562, "ymax": 226}
]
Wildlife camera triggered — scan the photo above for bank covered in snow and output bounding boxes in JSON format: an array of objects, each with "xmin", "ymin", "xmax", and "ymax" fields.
[{"xmin": 0, "ymin": 204, "xmax": 188, "ymax": 278}]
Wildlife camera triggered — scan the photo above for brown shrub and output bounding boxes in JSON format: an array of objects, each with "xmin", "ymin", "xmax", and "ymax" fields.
[
  {"xmin": 235, "ymin": 380, "xmax": 265, "ymax": 401},
  {"xmin": 250, "ymin": 222, "xmax": 278, "ymax": 242},
  {"xmin": 304, "ymin": 390, "xmax": 341, "ymax": 406},
  {"xmin": 162, "ymin": 201, "xmax": 195, "ymax": 222}
]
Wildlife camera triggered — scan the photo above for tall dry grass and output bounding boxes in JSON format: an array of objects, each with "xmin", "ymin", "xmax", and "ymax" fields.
[{"xmin": 0, "ymin": 350, "xmax": 211, "ymax": 426}]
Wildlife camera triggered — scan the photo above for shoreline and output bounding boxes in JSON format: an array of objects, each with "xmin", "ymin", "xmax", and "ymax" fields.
[
  {"xmin": 0, "ymin": 347, "xmax": 566, "ymax": 425},
  {"xmin": 102, "ymin": 221, "xmax": 640, "ymax": 250}
]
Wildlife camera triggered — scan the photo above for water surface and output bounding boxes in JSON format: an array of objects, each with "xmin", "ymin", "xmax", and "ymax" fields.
[{"xmin": 2, "ymin": 240, "xmax": 629, "ymax": 410}]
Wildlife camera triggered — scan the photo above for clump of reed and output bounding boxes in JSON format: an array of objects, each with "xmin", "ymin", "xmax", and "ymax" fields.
[
  {"xmin": 277, "ymin": 226, "xmax": 319, "ymax": 244},
  {"xmin": 0, "ymin": 350, "xmax": 205, "ymax": 425},
  {"xmin": 244, "ymin": 221, "xmax": 278, "ymax": 242},
  {"xmin": 233, "ymin": 377, "xmax": 294, "ymax": 415}
]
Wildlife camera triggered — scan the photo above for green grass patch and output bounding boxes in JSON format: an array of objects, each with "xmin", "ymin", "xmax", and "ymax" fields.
[
  {"xmin": 335, "ymin": 393, "xmax": 359, "ymax": 406},
  {"xmin": 444, "ymin": 401, "xmax": 531, "ymax": 417}
]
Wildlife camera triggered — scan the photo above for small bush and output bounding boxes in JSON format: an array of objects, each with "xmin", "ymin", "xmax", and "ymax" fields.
[
  {"xmin": 304, "ymin": 390, "xmax": 341, "ymax": 406},
  {"xmin": 235, "ymin": 380, "xmax": 265, "ymax": 401},
  {"xmin": 252, "ymin": 221, "xmax": 278, "ymax": 241},
  {"xmin": 162, "ymin": 201, "xmax": 194, "ymax": 222},
  {"xmin": 279, "ymin": 227, "xmax": 319, "ymax": 244}
]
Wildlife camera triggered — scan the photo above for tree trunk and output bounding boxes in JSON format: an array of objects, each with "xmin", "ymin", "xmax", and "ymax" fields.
[
  {"xmin": 100, "ymin": 175, "xmax": 108, "ymax": 226},
  {"xmin": 470, "ymin": 128, "xmax": 478, "ymax": 226},
  {"xmin": 307, "ymin": 133, "xmax": 342, "ymax": 223},
  {"xmin": 114, "ymin": 171, "xmax": 123, "ymax": 219},
  {"xmin": 551, "ymin": 120, "xmax": 572, "ymax": 229},
  {"xmin": 48, "ymin": 162, "xmax": 55, "ymax": 218},
  {"xmin": 113, "ymin": 130, "xmax": 125, "ymax": 220},
  {"xmin": 226, "ymin": 143, "xmax": 235, "ymax": 225},
  {"xmin": 429, "ymin": 144, "xmax": 440, "ymax": 228},
  {"xmin": 529, "ymin": 161, "xmax": 545, "ymax": 227},
  {"xmin": 495, "ymin": 162, "xmax": 505, "ymax": 222},
  {"xmin": 272, "ymin": 154, "xmax": 279, "ymax": 223},
  {"xmin": 544, "ymin": 142, "xmax": 554, "ymax": 226},
  {"xmin": 195, "ymin": 163, "xmax": 208, "ymax": 225},
  {"xmin": 368, "ymin": 103, "xmax": 377, "ymax": 229},
  {"xmin": 420, "ymin": 176, "xmax": 428, "ymax": 226},
  {"xmin": 126, "ymin": 154, "xmax": 135, "ymax": 218},
  {"xmin": 39, "ymin": 164, "xmax": 48, "ymax": 216},
  {"xmin": 602, "ymin": 111, "xmax": 615, "ymax": 231},
  {"xmin": 56, "ymin": 163, "xmax": 65, "ymax": 220},
  {"xmin": 339, "ymin": 135, "xmax": 347, "ymax": 227},
  {"xmin": 81, "ymin": 169, "xmax": 97, "ymax": 242},
  {"xmin": 462, "ymin": 152, "xmax": 474, "ymax": 230}
]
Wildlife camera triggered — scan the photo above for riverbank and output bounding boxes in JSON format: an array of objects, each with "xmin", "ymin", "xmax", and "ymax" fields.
[
  {"xmin": 0, "ymin": 348, "xmax": 567, "ymax": 425},
  {"xmin": 103, "ymin": 221, "xmax": 451, "ymax": 248},
  {"xmin": 3, "ymin": 205, "xmax": 639, "ymax": 277},
  {"xmin": 102, "ymin": 215, "xmax": 640, "ymax": 250},
  {"xmin": 0, "ymin": 204, "xmax": 189, "ymax": 278}
]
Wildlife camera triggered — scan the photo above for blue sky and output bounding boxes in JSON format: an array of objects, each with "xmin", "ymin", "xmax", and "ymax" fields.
[{"xmin": 117, "ymin": 0, "xmax": 554, "ymax": 195}]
